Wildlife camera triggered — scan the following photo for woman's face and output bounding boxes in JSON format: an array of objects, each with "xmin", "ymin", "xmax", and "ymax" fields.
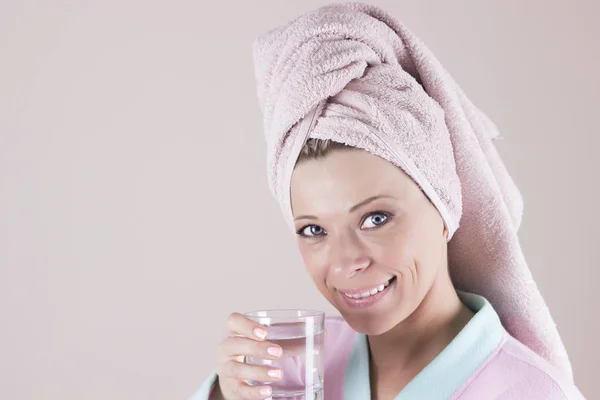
[{"xmin": 291, "ymin": 149, "xmax": 448, "ymax": 335}]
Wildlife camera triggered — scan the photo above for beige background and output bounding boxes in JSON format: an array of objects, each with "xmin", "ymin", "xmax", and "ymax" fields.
[{"xmin": 1, "ymin": 0, "xmax": 598, "ymax": 399}]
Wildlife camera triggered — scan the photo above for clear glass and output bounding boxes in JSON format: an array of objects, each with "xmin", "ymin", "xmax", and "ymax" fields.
[{"xmin": 245, "ymin": 309, "xmax": 325, "ymax": 399}]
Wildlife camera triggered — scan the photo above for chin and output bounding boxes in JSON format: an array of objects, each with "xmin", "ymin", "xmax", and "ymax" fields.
[
  {"xmin": 322, "ymin": 295, "xmax": 397, "ymax": 335},
  {"xmin": 341, "ymin": 311, "xmax": 402, "ymax": 336}
]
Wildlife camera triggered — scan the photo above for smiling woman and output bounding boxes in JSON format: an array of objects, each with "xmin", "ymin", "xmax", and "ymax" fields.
[
  {"xmin": 288, "ymin": 140, "xmax": 482, "ymax": 399},
  {"xmin": 190, "ymin": 2, "xmax": 585, "ymax": 400},
  {"xmin": 291, "ymin": 141, "xmax": 463, "ymax": 340}
]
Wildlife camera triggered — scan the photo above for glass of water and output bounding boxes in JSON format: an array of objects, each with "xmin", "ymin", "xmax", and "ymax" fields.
[{"xmin": 245, "ymin": 309, "xmax": 325, "ymax": 399}]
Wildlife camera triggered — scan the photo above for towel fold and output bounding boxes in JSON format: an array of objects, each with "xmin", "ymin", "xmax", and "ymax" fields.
[{"xmin": 252, "ymin": 1, "xmax": 572, "ymax": 380}]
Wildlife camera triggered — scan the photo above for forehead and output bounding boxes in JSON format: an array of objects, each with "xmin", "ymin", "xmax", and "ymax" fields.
[{"xmin": 290, "ymin": 149, "xmax": 417, "ymax": 215}]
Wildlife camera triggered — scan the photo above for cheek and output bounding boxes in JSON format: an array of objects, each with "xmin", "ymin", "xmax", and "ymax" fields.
[
  {"xmin": 367, "ymin": 226, "xmax": 415, "ymax": 267},
  {"xmin": 297, "ymin": 241, "xmax": 329, "ymax": 284},
  {"xmin": 369, "ymin": 221, "xmax": 438, "ymax": 273},
  {"xmin": 297, "ymin": 241, "xmax": 339, "ymax": 304},
  {"xmin": 397, "ymin": 217, "xmax": 446, "ymax": 278}
]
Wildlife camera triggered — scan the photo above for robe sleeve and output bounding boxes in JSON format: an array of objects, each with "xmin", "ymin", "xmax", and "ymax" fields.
[{"xmin": 189, "ymin": 371, "xmax": 218, "ymax": 400}]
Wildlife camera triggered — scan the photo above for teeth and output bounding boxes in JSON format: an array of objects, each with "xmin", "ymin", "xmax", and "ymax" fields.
[{"xmin": 342, "ymin": 278, "xmax": 393, "ymax": 299}]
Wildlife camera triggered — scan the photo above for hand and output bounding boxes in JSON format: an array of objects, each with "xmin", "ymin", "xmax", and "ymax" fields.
[{"xmin": 214, "ymin": 313, "xmax": 283, "ymax": 399}]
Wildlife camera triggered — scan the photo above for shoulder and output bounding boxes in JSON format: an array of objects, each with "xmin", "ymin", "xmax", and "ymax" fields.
[{"xmin": 457, "ymin": 333, "xmax": 584, "ymax": 400}]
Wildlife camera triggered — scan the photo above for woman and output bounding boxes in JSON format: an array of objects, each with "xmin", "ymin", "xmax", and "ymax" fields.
[{"xmin": 193, "ymin": 3, "xmax": 584, "ymax": 399}]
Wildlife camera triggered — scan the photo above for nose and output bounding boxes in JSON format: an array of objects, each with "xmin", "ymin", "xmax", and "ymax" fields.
[{"xmin": 328, "ymin": 229, "xmax": 372, "ymax": 278}]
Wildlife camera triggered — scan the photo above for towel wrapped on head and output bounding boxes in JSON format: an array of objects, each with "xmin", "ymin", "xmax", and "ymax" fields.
[{"xmin": 252, "ymin": 1, "xmax": 572, "ymax": 380}]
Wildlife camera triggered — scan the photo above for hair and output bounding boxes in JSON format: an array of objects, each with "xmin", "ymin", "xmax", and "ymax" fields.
[{"xmin": 297, "ymin": 138, "xmax": 351, "ymax": 163}]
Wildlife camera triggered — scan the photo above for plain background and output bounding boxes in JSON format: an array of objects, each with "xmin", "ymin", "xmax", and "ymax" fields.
[{"xmin": 1, "ymin": 0, "xmax": 598, "ymax": 399}]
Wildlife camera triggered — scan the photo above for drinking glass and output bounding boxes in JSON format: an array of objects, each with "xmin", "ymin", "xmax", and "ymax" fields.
[{"xmin": 245, "ymin": 309, "xmax": 325, "ymax": 399}]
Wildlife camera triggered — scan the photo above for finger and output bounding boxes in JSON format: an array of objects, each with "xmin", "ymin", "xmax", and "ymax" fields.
[
  {"xmin": 227, "ymin": 312, "xmax": 269, "ymax": 340},
  {"xmin": 229, "ymin": 379, "xmax": 273, "ymax": 400},
  {"xmin": 218, "ymin": 337, "xmax": 282, "ymax": 363},
  {"xmin": 218, "ymin": 360, "xmax": 283, "ymax": 383}
]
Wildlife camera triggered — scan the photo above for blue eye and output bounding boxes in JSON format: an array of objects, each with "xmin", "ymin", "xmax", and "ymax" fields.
[
  {"xmin": 298, "ymin": 225, "xmax": 325, "ymax": 237},
  {"xmin": 361, "ymin": 212, "xmax": 389, "ymax": 229}
]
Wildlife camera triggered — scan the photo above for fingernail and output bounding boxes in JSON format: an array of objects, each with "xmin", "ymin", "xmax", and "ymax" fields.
[
  {"xmin": 260, "ymin": 386, "xmax": 272, "ymax": 397},
  {"xmin": 254, "ymin": 328, "xmax": 267, "ymax": 340},
  {"xmin": 268, "ymin": 369, "xmax": 282, "ymax": 379},
  {"xmin": 267, "ymin": 346, "xmax": 282, "ymax": 358}
]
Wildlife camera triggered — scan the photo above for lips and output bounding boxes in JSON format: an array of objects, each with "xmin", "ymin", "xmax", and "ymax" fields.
[
  {"xmin": 337, "ymin": 277, "xmax": 397, "ymax": 309},
  {"xmin": 339, "ymin": 277, "xmax": 394, "ymax": 299}
]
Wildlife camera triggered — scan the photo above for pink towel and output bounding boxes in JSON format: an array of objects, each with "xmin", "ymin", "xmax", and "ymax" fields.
[{"xmin": 252, "ymin": 2, "xmax": 573, "ymax": 380}]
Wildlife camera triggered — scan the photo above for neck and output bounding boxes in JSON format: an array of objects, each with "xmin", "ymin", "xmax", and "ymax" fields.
[{"xmin": 367, "ymin": 271, "xmax": 474, "ymax": 395}]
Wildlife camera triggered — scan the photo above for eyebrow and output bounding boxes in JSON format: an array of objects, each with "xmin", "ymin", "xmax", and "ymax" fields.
[{"xmin": 293, "ymin": 195, "xmax": 396, "ymax": 221}]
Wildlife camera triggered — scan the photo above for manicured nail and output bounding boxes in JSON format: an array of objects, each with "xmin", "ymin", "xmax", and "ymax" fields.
[
  {"xmin": 254, "ymin": 328, "xmax": 267, "ymax": 340},
  {"xmin": 260, "ymin": 386, "xmax": 272, "ymax": 397},
  {"xmin": 267, "ymin": 346, "xmax": 282, "ymax": 358},
  {"xmin": 268, "ymin": 369, "xmax": 282, "ymax": 379}
]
